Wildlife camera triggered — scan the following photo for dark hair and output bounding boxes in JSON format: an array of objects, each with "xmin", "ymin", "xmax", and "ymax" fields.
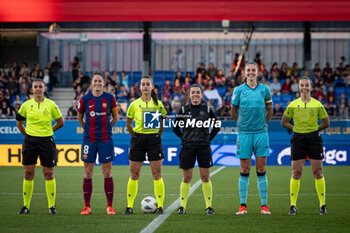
[
  {"xmin": 142, "ymin": 75, "xmax": 158, "ymax": 106},
  {"xmin": 32, "ymin": 78, "xmax": 45, "ymax": 86},
  {"xmin": 92, "ymin": 72, "xmax": 105, "ymax": 83},
  {"xmin": 190, "ymin": 84, "xmax": 203, "ymax": 94}
]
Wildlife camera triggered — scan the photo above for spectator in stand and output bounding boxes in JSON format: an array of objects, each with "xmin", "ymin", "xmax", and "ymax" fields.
[
  {"xmin": 337, "ymin": 93, "xmax": 348, "ymax": 109},
  {"xmin": 74, "ymin": 85, "xmax": 84, "ymax": 100},
  {"xmin": 133, "ymin": 82, "xmax": 141, "ymax": 96},
  {"xmin": 225, "ymin": 71, "xmax": 235, "ymax": 86},
  {"xmin": 66, "ymin": 101, "xmax": 78, "ymax": 120},
  {"xmin": 335, "ymin": 62, "xmax": 345, "ymax": 79},
  {"xmin": 215, "ymin": 70, "xmax": 225, "ymax": 86},
  {"xmin": 51, "ymin": 57, "xmax": 62, "ymax": 87},
  {"xmin": 291, "ymin": 78, "xmax": 299, "ymax": 94},
  {"xmin": 323, "ymin": 62, "xmax": 333, "ymax": 76},
  {"xmin": 12, "ymin": 95, "xmax": 23, "ymax": 107},
  {"xmin": 7, "ymin": 76, "xmax": 18, "ymax": 96},
  {"xmin": 171, "ymin": 95, "xmax": 181, "ymax": 115},
  {"xmin": 206, "ymin": 79, "xmax": 216, "ymax": 90},
  {"xmin": 42, "ymin": 69, "xmax": 53, "ymax": 94},
  {"xmin": 292, "ymin": 92, "xmax": 300, "ymax": 101},
  {"xmin": 317, "ymin": 94, "xmax": 326, "ymax": 105},
  {"xmin": 185, "ymin": 72, "xmax": 193, "ymax": 84},
  {"xmin": 1, "ymin": 100, "xmax": 11, "ymax": 118},
  {"xmin": 280, "ymin": 62, "xmax": 288, "ymax": 79},
  {"xmin": 196, "ymin": 63, "xmax": 206, "ymax": 76},
  {"xmin": 208, "ymin": 63, "xmax": 218, "ymax": 79},
  {"xmin": 183, "ymin": 77, "xmax": 191, "ymax": 93},
  {"xmin": 325, "ymin": 86, "xmax": 336, "ymax": 102},
  {"xmin": 20, "ymin": 63, "xmax": 30, "ymax": 76},
  {"xmin": 219, "ymin": 102, "xmax": 231, "ymax": 118},
  {"xmin": 19, "ymin": 76, "xmax": 31, "ymax": 95},
  {"xmin": 11, "ymin": 103, "xmax": 21, "ymax": 117},
  {"xmin": 314, "ymin": 71, "xmax": 324, "ymax": 87},
  {"xmin": 163, "ymin": 79, "xmax": 172, "ymax": 92},
  {"xmin": 290, "ymin": 70, "xmax": 300, "ymax": 83},
  {"xmin": 312, "ymin": 63, "xmax": 321, "ymax": 77},
  {"xmin": 324, "ymin": 73, "xmax": 335, "ymax": 87},
  {"xmin": 71, "ymin": 56, "xmax": 80, "ymax": 82},
  {"xmin": 313, "ymin": 85, "xmax": 324, "ymax": 100},
  {"xmin": 111, "ymin": 71, "xmax": 121, "ymax": 85},
  {"xmin": 269, "ymin": 77, "xmax": 281, "ymax": 95},
  {"xmin": 281, "ymin": 78, "xmax": 292, "ymax": 94},
  {"xmin": 254, "ymin": 53, "xmax": 264, "ymax": 71},
  {"xmin": 273, "ymin": 103, "xmax": 283, "ymax": 116},
  {"xmin": 121, "ymin": 71, "xmax": 129, "ymax": 91},
  {"xmin": 128, "ymin": 86, "xmax": 139, "ymax": 102},
  {"xmin": 287, "ymin": 62, "xmax": 301, "ymax": 77},
  {"xmin": 338, "ymin": 103, "xmax": 348, "ymax": 117},
  {"xmin": 173, "ymin": 78, "xmax": 182, "ymax": 96},
  {"xmin": 326, "ymin": 96, "xmax": 337, "ymax": 117},
  {"xmin": 12, "ymin": 62, "xmax": 20, "ymax": 76},
  {"xmin": 33, "ymin": 63, "xmax": 43, "ymax": 79},
  {"xmin": 270, "ymin": 63, "xmax": 279, "ymax": 80},
  {"xmin": 117, "ymin": 84, "xmax": 128, "ymax": 102},
  {"xmin": 174, "ymin": 71, "xmax": 185, "ymax": 85},
  {"xmin": 0, "ymin": 71, "xmax": 8, "ymax": 88},
  {"xmin": 1, "ymin": 63, "xmax": 9, "ymax": 75},
  {"xmin": 260, "ymin": 76, "xmax": 270, "ymax": 87}
]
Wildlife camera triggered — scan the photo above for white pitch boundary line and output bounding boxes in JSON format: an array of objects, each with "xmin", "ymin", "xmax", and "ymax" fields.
[{"xmin": 140, "ymin": 166, "xmax": 226, "ymax": 233}]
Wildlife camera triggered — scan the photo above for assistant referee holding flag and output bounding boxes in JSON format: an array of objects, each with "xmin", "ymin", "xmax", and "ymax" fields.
[
  {"xmin": 16, "ymin": 79, "xmax": 64, "ymax": 215},
  {"xmin": 281, "ymin": 76, "xmax": 330, "ymax": 215}
]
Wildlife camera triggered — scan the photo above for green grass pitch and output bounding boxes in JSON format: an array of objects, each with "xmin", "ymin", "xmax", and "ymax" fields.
[{"xmin": 0, "ymin": 166, "xmax": 349, "ymax": 233}]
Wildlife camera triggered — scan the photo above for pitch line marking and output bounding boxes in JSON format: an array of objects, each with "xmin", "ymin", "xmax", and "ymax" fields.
[{"xmin": 140, "ymin": 166, "xmax": 226, "ymax": 233}]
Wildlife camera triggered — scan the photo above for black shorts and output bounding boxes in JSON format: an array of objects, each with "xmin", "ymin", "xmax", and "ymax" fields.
[
  {"xmin": 129, "ymin": 133, "xmax": 164, "ymax": 162},
  {"xmin": 291, "ymin": 131, "xmax": 324, "ymax": 160},
  {"xmin": 179, "ymin": 145, "xmax": 213, "ymax": 169},
  {"xmin": 22, "ymin": 135, "xmax": 58, "ymax": 167}
]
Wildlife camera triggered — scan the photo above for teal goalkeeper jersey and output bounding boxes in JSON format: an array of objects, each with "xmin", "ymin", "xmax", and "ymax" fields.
[{"xmin": 231, "ymin": 83, "xmax": 272, "ymax": 133}]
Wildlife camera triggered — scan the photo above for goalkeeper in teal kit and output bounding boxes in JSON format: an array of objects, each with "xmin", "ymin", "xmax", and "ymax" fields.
[{"xmin": 231, "ymin": 61, "xmax": 273, "ymax": 215}]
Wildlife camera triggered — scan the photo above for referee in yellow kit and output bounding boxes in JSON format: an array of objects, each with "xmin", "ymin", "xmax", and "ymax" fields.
[
  {"xmin": 281, "ymin": 76, "xmax": 330, "ymax": 216},
  {"xmin": 16, "ymin": 79, "xmax": 64, "ymax": 215}
]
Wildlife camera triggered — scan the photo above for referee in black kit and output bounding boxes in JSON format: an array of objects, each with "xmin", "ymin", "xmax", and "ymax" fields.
[
  {"xmin": 16, "ymin": 79, "xmax": 64, "ymax": 215},
  {"xmin": 173, "ymin": 84, "xmax": 221, "ymax": 215}
]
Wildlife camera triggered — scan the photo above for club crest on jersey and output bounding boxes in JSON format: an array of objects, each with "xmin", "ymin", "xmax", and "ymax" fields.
[
  {"xmin": 143, "ymin": 110, "xmax": 161, "ymax": 129},
  {"xmin": 90, "ymin": 111, "xmax": 95, "ymax": 117},
  {"xmin": 102, "ymin": 103, "xmax": 107, "ymax": 108}
]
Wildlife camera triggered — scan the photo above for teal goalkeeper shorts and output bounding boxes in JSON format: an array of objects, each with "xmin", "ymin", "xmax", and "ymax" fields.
[{"xmin": 236, "ymin": 132, "xmax": 270, "ymax": 159}]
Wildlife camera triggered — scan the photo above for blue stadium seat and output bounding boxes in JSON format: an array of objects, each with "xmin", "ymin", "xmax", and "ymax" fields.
[
  {"xmin": 217, "ymin": 86, "xmax": 227, "ymax": 96},
  {"xmin": 272, "ymin": 95, "xmax": 281, "ymax": 104},
  {"xmin": 164, "ymin": 71, "xmax": 175, "ymax": 80},
  {"xmin": 153, "ymin": 71, "xmax": 164, "ymax": 87},
  {"xmin": 281, "ymin": 94, "xmax": 293, "ymax": 102},
  {"xmin": 132, "ymin": 71, "xmax": 142, "ymax": 84}
]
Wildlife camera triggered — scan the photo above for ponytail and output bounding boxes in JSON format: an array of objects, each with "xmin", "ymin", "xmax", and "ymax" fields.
[
  {"xmin": 151, "ymin": 89, "xmax": 158, "ymax": 106},
  {"xmin": 142, "ymin": 75, "xmax": 158, "ymax": 106}
]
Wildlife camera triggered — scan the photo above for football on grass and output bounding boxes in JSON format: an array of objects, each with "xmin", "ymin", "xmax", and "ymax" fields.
[{"xmin": 141, "ymin": 196, "xmax": 158, "ymax": 213}]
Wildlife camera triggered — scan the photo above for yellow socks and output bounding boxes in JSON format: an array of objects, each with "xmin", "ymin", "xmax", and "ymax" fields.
[
  {"xmin": 23, "ymin": 179, "xmax": 34, "ymax": 209},
  {"xmin": 180, "ymin": 181, "xmax": 190, "ymax": 208},
  {"xmin": 315, "ymin": 177, "xmax": 326, "ymax": 207},
  {"xmin": 202, "ymin": 180, "xmax": 212, "ymax": 208},
  {"xmin": 127, "ymin": 178, "xmax": 138, "ymax": 208},
  {"xmin": 290, "ymin": 178, "xmax": 300, "ymax": 206},
  {"xmin": 45, "ymin": 179, "xmax": 56, "ymax": 208},
  {"xmin": 154, "ymin": 178, "xmax": 165, "ymax": 208}
]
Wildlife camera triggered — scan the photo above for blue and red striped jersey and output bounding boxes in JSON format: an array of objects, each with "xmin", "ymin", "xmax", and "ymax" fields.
[{"xmin": 78, "ymin": 92, "xmax": 118, "ymax": 142}]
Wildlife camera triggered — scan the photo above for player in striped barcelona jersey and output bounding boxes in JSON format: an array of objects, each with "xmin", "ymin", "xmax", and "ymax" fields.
[
  {"xmin": 77, "ymin": 73, "xmax": 118, "ymax": 215},
  {"xmin": 231, "ymin": 61, "xmax": 273, "ymax": 215}
]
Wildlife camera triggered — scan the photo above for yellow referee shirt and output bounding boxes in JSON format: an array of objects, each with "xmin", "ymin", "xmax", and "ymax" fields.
[
  {"xmin": 127, "ymin": 97, "xmax": 167, "ymax": 134},
  {"xmin": 283, "ymin": 97, "xmax": 328, "ymax": 134},
  {"xmin": 18, "ymin": 98, "xmax": 62, "ymax": 137}
]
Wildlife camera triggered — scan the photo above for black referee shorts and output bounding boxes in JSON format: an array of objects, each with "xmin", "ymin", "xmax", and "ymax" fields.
[
  {"xmin": 22, "ymin": 135, "xmax": 58, "ymax": 167},
  {"xmin": 179, "ymin": 145, "xmax": 213, "ymax": 169},
  {"xmin": 129, "ymin": 133, "xmax": 164, "ymax": 162},
  {"xmin": 291, "ymin": 131, "xmax": 324, "ymax": 160}
]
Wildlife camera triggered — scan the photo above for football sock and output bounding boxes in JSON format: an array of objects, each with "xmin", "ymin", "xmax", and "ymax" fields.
[
  {"xmin": 83, "ymin": 178, "xmax": 92, "ymax": 207},
  {"xmin": 104, "ymin": 177, "xmax": 114, "ymax": 207},
  {"xmin": 45, "ymin": 179, "xmax": 56, "ymax": 208},
  {"xmin": 180, "ymin": 181, "xmax": 190, "ymax": 208},
  {"xmin": 315, "ymin": 177, "xmax": 326, "ymax": 207},
  {"xmin": 23, "ymin": 179, "xmax": 34, "ymax": 209},
  {"xmin": 239, "ymin": 173, "xmax": 249, "ymax": 205},
  {"xmin": 127, "ymin": 178, "xmax": 138, "ymax": 208},
  {"xmin": 202, "ymin": 180, "xmax": 212, "ymax": 208},
  {"xmin": 154, "ymin": 178, "xmax": 165, "ymax": 208},
  {"xmin": 257, "ymin": 171, "xmax": 268, "ymax": 206},
  {"xmin": 290, "ymin": 177, "xmax": 300, "ymax": 206}
]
